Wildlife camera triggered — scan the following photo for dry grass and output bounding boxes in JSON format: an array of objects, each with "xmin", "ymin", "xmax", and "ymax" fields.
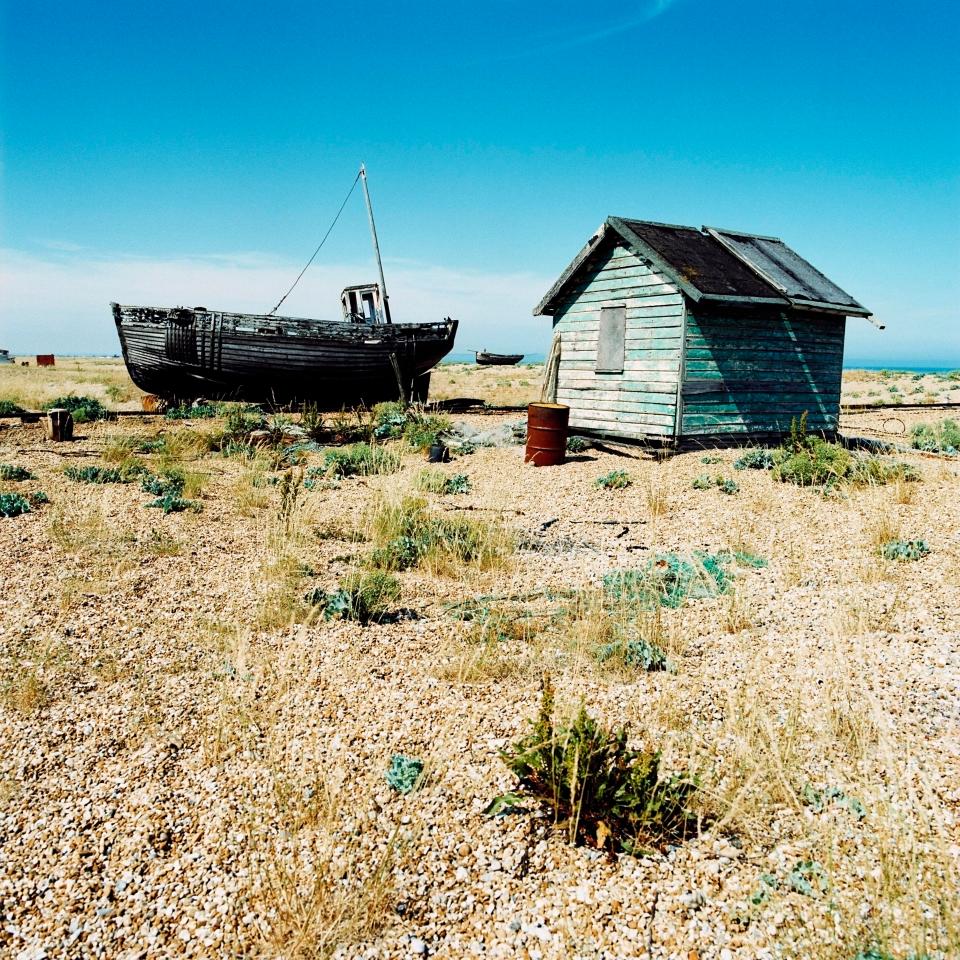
[
  {"xmin": 865, "ymin": 509, "xmax": 902, "ymax": 554},
  {"xmin": 2, "ymin": 670, "xmax": 50, "ymax": 713},
  {"xmin": 645, "ymin": 479, "xmax": 669, "ymax": 518},
  {"xmin": 0, "ymin": 356, "xmax": 146, "ymax": 410}
]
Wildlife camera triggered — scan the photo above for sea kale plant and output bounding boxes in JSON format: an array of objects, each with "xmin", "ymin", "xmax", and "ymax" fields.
[{"xmin": 595, "ymin": 470, "xmax": 632, "ymax": 490}]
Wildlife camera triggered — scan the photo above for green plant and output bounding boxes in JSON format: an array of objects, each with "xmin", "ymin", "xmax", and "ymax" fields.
[
  {"xmin": 403, "ymin": 414, "xmax": 451, "ymax": 452},
  {"xmin": 716, "ymin": 477, "xmax": 739, "ymax": 495},
  {"xmin": 366, "ymin": 495, "xmax": 511, "ymax": 574},
  {"xmin": 386, "ymin": 754, "xmax": 424, "ymax": 794},
  {"xmin": 595, "ymin": 470, "xmax": 632, "ymax": 490},
  {"xmin": 64, "ymin": 465, "xmax": 125, "ymax": 484},
  {"xmin": 299, "ymin": 403, "xmax": 325, "ymax": 441},
  {"xmin": 801, "ymin": 783, "xmax": 866, "ymax": 820},
  {"xmin": 567, "ymin": 436, "xmax": 589, "ymax": 453},
  {"xmin": 320, "ymin": 444, "xmax": 401, "ymax": 479},
  {"xmin": 603, "ymin": 550, "xmax": 760, "ymax": 610},
  {"xmin": 773, "ymin": 437, "xmax": 916, "ymax": 489},
  {"xmin": 307, "ymin": 571, "xmax": 401, "ymax": 625},
  {"xmin": 0, "ymin": 400, "xmax": 25, "ymax": 416},
  {"xmin": 596, "ymin": 637, "xmax": 670, "ymax": 672},
  {"xmin": 146, "ymin": 494, "xmax": 202, "ymax": 514},
  {"xmin": 787, "ymin": 411, "xmax": 811, "ymax": 452},
  {"xmin": 140, "ymin": 468, "xmax": 186, "ymax": 497},
  {"xmin": 700, "ymin": 454, "xmax": 723, "ymax": 464},
  {"xmin": 135, "ymin": 436, "xmax": 169, "ymax": 454},
  {"xmin": 416, "ymin": 470, "xmax": 470, "ymax": 495},
  {"xmin": 497, "ymin": 677, "xmax": 699, "ymax": 850},
  {"xmin": 787, "ymin": 860, "xmax": 829, "ymax": 897},
  {"xmin": 0, "ymin": 464, "xmax": 33, "ymax": 481},
  {"xmin": 880, "ymin": 539, "xmax": 930, "ymax": 561},
  {"xmin": 692, "ymin": 474, "xmax": 713, "ymax": 490},
  {"xmin": 206, "ymin": 408, "xmax": 267, "ymax": 455},
  {"xmin": 910, "ymin": 419, "xmax": 959, "ymax": 454},
  {"xmin": 0, "ymin": 492, "xmax": 33, "ymax": 517},
  {"xmin": 371, "ymin": 401, "xmax": 408, "ymax": 439},
  {"xmin": 43, "ymin": 394, "xmax": 110, "ymax": 422},
  {"xmin": 165, "ymin": 402, "xmax": 219, "ymax": 420},
  {"xmin": 734, "ymin": 449, "xmax": 775, "ymax": 470}
]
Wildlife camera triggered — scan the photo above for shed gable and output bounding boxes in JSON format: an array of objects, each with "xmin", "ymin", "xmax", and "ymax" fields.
[{"xmin": 551, "ymin": 238, "xmax": 684, "ymax": 438}]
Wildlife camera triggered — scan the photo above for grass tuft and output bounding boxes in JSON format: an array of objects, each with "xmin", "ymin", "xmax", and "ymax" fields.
[
  {"xmin": 365, "ymin": 495, "xmax": 512, "ymax": 576},
  {"xmin": 416, "ymin": 469, "xmax": 470, "ymax": 495}
]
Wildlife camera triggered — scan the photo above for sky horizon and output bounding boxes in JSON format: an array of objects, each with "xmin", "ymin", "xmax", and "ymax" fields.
[{"xmin": 2, "ymin": 1, "xmax": 958, "ymax": 364}]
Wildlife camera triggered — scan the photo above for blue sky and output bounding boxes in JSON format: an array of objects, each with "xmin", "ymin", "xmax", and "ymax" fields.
[{"xmin": 2, "ymin": 0, "xmax": 958, "ymax": 364}]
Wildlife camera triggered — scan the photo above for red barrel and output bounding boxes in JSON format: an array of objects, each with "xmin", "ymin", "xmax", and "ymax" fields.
[{"xmin": 525, "ymin": 402, "xmax": 569, "ymax": 466}]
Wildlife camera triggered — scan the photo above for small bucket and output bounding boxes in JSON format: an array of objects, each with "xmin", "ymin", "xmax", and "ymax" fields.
[{"xmin": 428, "ymin": 443, "xmax": 450, "ymax": 463}]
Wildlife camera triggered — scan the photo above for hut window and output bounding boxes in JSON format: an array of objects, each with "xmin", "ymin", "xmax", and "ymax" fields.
[{"xmin": 595, "ymin": 305, "xmax": 625, "ymax": 373}]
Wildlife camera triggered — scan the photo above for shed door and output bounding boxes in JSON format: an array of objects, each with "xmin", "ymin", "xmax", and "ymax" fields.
[{"xmin": 595, "ymin": 305, "xmax": 626, "ymax": 373}]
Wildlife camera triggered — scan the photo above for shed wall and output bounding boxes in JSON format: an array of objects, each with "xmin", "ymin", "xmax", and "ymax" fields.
[
  {"xmin": 680, "ymin": 309, "xmax": 846, "ymax": 436},
  {"xmin": 552, "ymin": 241, "xmax": 683, "ymax": 438}
]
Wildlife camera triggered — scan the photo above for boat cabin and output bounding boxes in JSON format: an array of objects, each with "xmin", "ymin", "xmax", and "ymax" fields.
[
  {"xmin": 341, "ymin": 283, "xmax": 385, "ymax": 324},
  {"xmin": 535, "ymin": 218, "xmax": 878, "ymax": 444}
]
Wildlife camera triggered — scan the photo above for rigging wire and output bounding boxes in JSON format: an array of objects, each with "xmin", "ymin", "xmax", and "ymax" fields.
[{"xmin": 267, "ymin": 169, "xmax": 362, "ymax": 316}]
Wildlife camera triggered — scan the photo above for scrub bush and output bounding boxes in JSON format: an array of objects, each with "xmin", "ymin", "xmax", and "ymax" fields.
[{"xmin": 497, "ymin": 677, "xmax": 699, "ymax": 850}]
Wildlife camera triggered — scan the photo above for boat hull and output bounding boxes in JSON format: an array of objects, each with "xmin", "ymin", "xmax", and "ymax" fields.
[
  {"xmin": 476, "ymin": 352, "xmax": 523, "ymax": 366},
  {"xmin": 112, "ymin": 304, "xmax": 458, "ymax": 407}
]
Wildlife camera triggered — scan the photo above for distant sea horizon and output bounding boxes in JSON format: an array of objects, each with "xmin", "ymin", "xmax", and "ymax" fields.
[
  {"xmin": 2, "ymin": 352, "xmax": 956, "ymax": 373},
  {"xmin": 439, "ymin": 353, "xmax": 957, "ymax": 372}
]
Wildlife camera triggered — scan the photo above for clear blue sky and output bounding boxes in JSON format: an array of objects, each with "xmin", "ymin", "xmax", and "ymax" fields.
[{"xmin": 2, "ymin": 0, "xmax": 958, "ymax": 364}]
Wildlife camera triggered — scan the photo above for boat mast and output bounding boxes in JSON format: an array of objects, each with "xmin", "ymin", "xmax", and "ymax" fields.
[{"xmin": 359, "ymin": 164, "xmax": 392, "ymax": 325}]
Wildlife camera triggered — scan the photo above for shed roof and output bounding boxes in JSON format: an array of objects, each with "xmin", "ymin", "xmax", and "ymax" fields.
[{"xmin": 534, "ymin": 218, "xmax": 873, "ymax": 319}]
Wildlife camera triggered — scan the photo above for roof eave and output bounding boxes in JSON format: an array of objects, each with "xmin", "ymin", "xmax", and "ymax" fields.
[
  {"xmin": 695, "ymin": 293, "xmax": 791, "ymax": 307},
  {"xmin": 786, "ymin": 297, "xmax": 880, "ymax": 326}
]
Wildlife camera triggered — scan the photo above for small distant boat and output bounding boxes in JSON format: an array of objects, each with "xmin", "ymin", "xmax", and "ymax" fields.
[
  {"xmin": 112, "ymin": 167, "xmax": 458, "ymax": 407},
  {"xmin": 475, "ymin": 350, "xmax": 524, "ymax": 366}
]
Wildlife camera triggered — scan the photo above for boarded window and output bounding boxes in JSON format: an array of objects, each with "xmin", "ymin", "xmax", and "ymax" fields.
[{"xmin": 595, "ymin": 305, "xmax": 625, "ymax": 373}]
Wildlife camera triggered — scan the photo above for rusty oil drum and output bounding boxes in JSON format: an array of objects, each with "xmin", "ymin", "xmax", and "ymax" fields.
[{"xmin": 525, "ymin": 402, "xmax": 569, "ymax": 467}]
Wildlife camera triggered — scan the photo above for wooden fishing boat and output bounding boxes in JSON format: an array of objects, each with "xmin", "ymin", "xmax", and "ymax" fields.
[
  {"xmin": 475, "ymin": 350, "xmax": 524, "ymax": 366},
  {"xmin": 111, "ymin": 167, "xmax": 458, "ymax": 407},
  {"xmin": 113, "ymin": 299, "xmax": 456, "ymax": 406}
]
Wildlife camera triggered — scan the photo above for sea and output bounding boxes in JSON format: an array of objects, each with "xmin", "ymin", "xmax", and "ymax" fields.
[{"xmin": 440, "ymin": 354, "xmax": 957, "ymax": 373}]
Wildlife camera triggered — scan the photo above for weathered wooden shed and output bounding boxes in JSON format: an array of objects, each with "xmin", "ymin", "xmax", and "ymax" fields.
[{"xmin": 535, "ymin": 218, "xmax": 877, "ymax": 443}]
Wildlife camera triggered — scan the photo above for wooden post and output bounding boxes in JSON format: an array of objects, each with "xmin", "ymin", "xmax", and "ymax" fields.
[{"xmin": 43, "ymin": 408, "xmax": 74, "ymax": 441}]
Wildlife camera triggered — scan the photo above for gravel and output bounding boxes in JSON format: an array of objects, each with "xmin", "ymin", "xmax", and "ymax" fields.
[{"xmin": 0, "ymin": 398, "xmax": 957, "ymax": 959}]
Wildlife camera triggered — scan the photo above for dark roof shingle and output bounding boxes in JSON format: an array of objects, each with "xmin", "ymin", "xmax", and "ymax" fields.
[
  {"xmin": 535, "ymin": 218, "xmax": 872, "ymax": 318},
  {"xmin": 617, "ymin": 220, "xmax": 777, "ymax": 299}
]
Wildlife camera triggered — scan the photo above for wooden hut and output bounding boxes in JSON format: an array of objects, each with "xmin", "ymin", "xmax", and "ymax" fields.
[{"xmin": 534, "ymin": 218, "xmax": 878, "ymax": 444}]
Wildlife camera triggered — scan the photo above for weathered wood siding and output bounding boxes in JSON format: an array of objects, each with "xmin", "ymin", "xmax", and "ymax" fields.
[
  {"xmin": 551, "ymin": 240, "xmax": 683, "ymax": 438},
  {"xmin": 680, "ymin": 309, "xmax": 846, "ymax": 436}
]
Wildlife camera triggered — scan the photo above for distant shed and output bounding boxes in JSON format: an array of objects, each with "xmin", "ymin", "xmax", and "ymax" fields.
[{"xmin": 534, "ymin": 218, "xmax": 878, "ymax": 443}]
